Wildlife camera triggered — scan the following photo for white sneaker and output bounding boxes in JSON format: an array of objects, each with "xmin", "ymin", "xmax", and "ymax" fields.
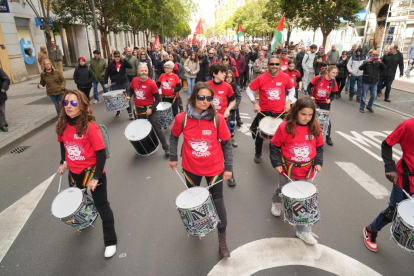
[
  {"xmin": 104, "ymin": 245, "xmax": 117, "ymax": 258},
  {"xmin": 271, "ymin": 203, "xmax": 282, "ymax": 217},
  {"xmin": 296, "ymin": 231, "xmax": 318, "ymax": 245},
  {"xmin": 93, "ymin": 100, "xmax": 98, "ymax": 104}
]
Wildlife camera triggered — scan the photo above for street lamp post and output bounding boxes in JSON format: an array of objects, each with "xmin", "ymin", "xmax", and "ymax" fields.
[{"xmin": 91, "ymin": 0, "xmax": 100, "ymax": 52}]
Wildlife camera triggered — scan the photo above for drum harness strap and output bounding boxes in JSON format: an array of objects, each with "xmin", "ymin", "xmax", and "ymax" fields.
[
  {"xmin": 134, "ymin": 104, "xmax": 153, "ymax": 117},
  {"xmin": 163, "ymin": 92, "xmax": 180, "ymax": 103},
  {"xmin": 401, "ymin": 158, "xmax": 414, "ymax": 199},
  {"xmin": 69, "ymin": 166, "xmax": 96, "ymax": 188},
  {"xmin": 281, "ymin": 156, "xmax": 314, "ymax": 179}
]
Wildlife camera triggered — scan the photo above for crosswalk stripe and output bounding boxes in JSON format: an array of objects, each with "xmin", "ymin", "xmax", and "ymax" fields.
[
  {"xmin": 336, "ymin": 162, "xmax": 390, "ymax": 199},
  {"xmin": 239, "ymin": 116, "xmax": 251, "ymax": 119}
]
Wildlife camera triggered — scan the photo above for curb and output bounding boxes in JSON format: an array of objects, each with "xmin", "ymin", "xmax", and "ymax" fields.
[{"xmin": 373, "ymin": 103, "xmax": 413, "ymax": 118}]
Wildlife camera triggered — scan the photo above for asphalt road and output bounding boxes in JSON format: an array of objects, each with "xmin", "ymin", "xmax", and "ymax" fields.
[{"xmin": 0, "ymin": 90, "xmax": 412, "ymax": 276}]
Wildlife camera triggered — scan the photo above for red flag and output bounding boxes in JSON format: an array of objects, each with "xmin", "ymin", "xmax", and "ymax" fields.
[
  {"xmin": 192, "ymin": 33, "xmax": 197, "ymax": 44},
  {"xmin": 195, "ymin": 19, "xmax": 204, "ymax": 35},
  {"xmin": 237, "ymin": 23, "xmax": 245, "ymax": 35},
  {"xmin": 153, "ymin": 35, "xmax": 160, "ymax": 49},
  {"xmin": 276, "ymin": 13, "xmax": 285, "ymax": 32}
]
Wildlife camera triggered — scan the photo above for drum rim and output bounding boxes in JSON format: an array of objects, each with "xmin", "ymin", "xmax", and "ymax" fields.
[
  {"xmin": 259, "ymin": 117, "xmax": 283, "ymax": 135},
  {"xmin": 125, "ymin": 119, "xmax": 153, "ymax": 141},
  {"xmin": 396, "ymin": 200, "xmax": 414, "ymax": 229},
  {"xmin": 176, "ymin": 187, "xmax": 210, "ymax": 209},
  {"xmin": 281, "ymin": 181, "xmax": 318, "ymax": 199},
  {"xmin": 51, "ymin": 187, "xmax": 84, "ymax": 219},
  {"xmin": 156, "ymin": 102, "xmax": 172, "ymax": 111}
]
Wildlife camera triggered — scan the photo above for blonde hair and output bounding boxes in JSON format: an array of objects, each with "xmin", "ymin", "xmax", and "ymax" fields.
[{"xmin": 43, "ymin": 59, "xmax": 55, "ymax": 71}]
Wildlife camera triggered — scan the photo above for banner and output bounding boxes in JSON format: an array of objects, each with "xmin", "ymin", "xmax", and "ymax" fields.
[{"xmin": 0, "ymin": 0, "xmax": 10, "ymax": 13}]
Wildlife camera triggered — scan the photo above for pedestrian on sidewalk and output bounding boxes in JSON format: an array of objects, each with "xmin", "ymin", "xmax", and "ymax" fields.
[
  {"xmin": 124, "ymin": 47, "xmax": 139, "ymax": 83},
  {"xmin": 377, "ymin": 45, "xmax": 404, "ymax": 102},
  {"xmin": 56, "ymin": 89, "xmax": 118, "ymax": 258},
  {"xmin": 104, "ymin": 50, "xmax": 134, "ymax": 119},
  {"xmin": 73, "ymin": 57, "xmax": 94, "ymax": 101},
  {"xmin": 405, "ymin": 42, "xmax": 414, "ymax": 78},
  {"xmin": 335, "ymin": 51, "xmax": 349, "ymax": 99},
  {"xmin": 37, "ymin": 46, "xmax": 49, "ymax": 71},
  {"xmin": 302, "ymin": 44, "xmax": 317, "ymax": 95},
  {"xmin": 377, "ymin": 47, "xmax": 390, "ymax": 97},
  {"xmin": 50, "ymin": 41, "xmax": 64, "ymax": 73},
  {"xmin": 90, "ymin": 50, "xmax": 108, "ymax": 104},
  {"xmin": 358, "ymin": 50, "xmax": 386, "ymax": 113},
  {"xmin": 38, "ymin": 59, "xmax": 66, "ymax": 116},
  {"xmin": 347, "ymin": 47, "xmax": 365, "ymax": 102},
  {"xmin": 0, "ymin": 68, "xmax": 11, "ymax": 132}
]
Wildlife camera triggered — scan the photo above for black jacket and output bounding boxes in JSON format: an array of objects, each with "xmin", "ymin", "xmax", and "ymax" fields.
[
  {"xmin": 359, "ymin": 60, "xmax": 386, "ymax": 84},
  {"xmin": 380, "ymin": 51, "xmax": 404, "ymax": 81},
  {"xmin": 104, "ymin": 59, "xmax": 132, "ymax": 85},
  {"xmin": 156, "ymin": 60, "xmax": 168, "ymax": 76},
  {"xmin": 296, "ymin": 51, "xmax": 306, "ymax": 70},
  {"xmin": 0, "ymin": 68, "xmax": 11, "ymax": 103},
  {"xmin": 336, "ymin": 57, "xmax": 349, "ymax": 79},
  {"xmin": 73, "ymin": 65, "xmax": 94, "ymax": 88}
]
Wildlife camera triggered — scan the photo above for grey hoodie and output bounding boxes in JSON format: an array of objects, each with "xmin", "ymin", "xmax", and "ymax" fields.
[{"xmin": 169, "ymin": 104, "xmax": 233, "ymax": 172}]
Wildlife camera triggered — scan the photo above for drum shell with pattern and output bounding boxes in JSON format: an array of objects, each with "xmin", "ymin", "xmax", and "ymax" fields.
[
  {"xmin": 316, "ymin": 109, "xmax": 331, "ymax": 136},
  {"xmin": 175, "ymin": 187, "xmax": 220, "ymax": 237},
  {"xmin": 156, "ymin": 102, "xmax": 174, "ymax": 128},
  {"xmin": 390, "ymin": 199, "xmax": 414, "ymax": 252},
  {"xmin": 124, "ymin": 119, "xmax": 159, "ymax": 156},
  {"xmin": 51, "ymin": 187, "xmax": 98, "ymax": 230},
  {"xmin": 103, "ymin": 90, "xmax": 129, "ymax": 112},
  {"xmin": 282, "ymin": 181, "xmax": 320, "ymax": 225}
]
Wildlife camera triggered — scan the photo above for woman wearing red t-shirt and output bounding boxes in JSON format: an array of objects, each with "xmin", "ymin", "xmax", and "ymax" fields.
[
  {"xmin": 168, "ymin": 82, "xmax": 233, "ymax": 259},
  {"xmin": 283, "ymin": 60, "xmax": 303, "ymax": 98},
  {"xmin": 307, "ymin": 65, "xmax": 339, "ymax": 146},
  {"xmin": 269, "ymin": 96, "xmax": 324, "ymax": 245},
  {"xmin": 56, "ymin": 90, "xmax": 117, "ymax": 258},
  {"xmin": 156, "ymin": 61, "xmax": 182, "ymax": 117}
]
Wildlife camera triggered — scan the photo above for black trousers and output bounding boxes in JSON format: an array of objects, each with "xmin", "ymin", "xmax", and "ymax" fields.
[
  {"xmin": 255, "ymin": 111, "xmax": 282, "ymax": 156},
  {"xmin": 242, "ymin": 68, "xmax": 249, "ymax": 87},
  {"xmin": 316, "ymin": 102, "xmax": 331, "ymax": 138},
  {"xmin": 162, "ymin": 96, "xmax": 179, "ymax": 117},
  {"xmin": 182, "ymin": 169, "xmax": 227, "ymax": 230},
  {"xmin": 78, "ymin": 87, "xmax": 92, "ymax": 101},
  {"xmin": 69, "ymin": 171, "xmax": 117, "ymax": 246},
  {"xmin": 135, "ymin": 106, "xmax": 169, "ymax": 150},
  {"xmin": 336, "ymin": 77, "xmax": 347, "ymax": 96}
]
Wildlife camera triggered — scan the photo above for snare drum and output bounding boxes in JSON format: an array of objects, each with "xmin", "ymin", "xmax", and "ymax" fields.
[
  {"xmin": 51, "ymin": 187, "xmax": 98, "ymax": 230},
  {"xmin": 157, "ymin": 102, "xmax": 174, "ymax": 128},
  {"xmin": 390, "ymin": 199, "xmax": 414, "ymax": 252},
  {"xmin": 282, "ymin": 181, "xmax": 319, "ymax": 225},
  {"xmin": 259, "ymin": 117, "xmax": 283, "ymax": 140},
  {"xmin": 124, "ymin": 119, "xmax": 159, "ymax": 156},
  {"xmin": 176, "ymin": 187, "xmax": 220, "ymax": 237},
  {"xmin": 103, "ymin": 90, "xmax": 129, "ymax": 112},
  {"xmin": 316, "ymin": 109, "xmax": 331, "ymax": 135}
]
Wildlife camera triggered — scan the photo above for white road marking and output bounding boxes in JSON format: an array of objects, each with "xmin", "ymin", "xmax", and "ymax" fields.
[
  {"xmin": 237, "ymin": 124, "xmax": 253, "ymax": 137},
  {"xmin": 336, "ymin": 162, "xmax": 390, "ymax": 199},
  {"xmin": 208, "ymin": 238, "xmax": 381, "ymax": 276},
  {"xmin": 0, "ymin": 174, "xmax": 56, "ymax": 263},
  {"xmin": 362, "ymin": 131, "xmax": 402, "ymax": 159},
  {"xmin": 239, "ymin": 116, "xmax": 251, "ymax": 119},
  {"xmin": 336, "ymin": 131, "xmax": 383, "ymax": 161},
  {"xmin": 239, "ymin": 112, "xmax": 249, "ymax": 116}
]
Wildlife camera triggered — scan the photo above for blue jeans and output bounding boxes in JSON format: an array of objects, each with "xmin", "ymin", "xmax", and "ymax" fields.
[
  {"xmin": 93, "ymin": 81, "xmax": 108, "ymax": 101},
  {"xmin": 186, "ymin": 77, "xmax": 195, "ymax": 96},
  {"xmin": 349, "ymin": 75, "xmax": 362, "ymax": 99},
  {"xmin": 377, "ymin": 78, "xmax": 393, "ymax": 100},
  {"xmin": 370, "ymin": 185, "xmax": 413, "ymax": 232},
  {"xmin": 49, "ymin": 94, "xmax": 64, "ymax": 116},
  {"xmin": 360, "ymin": 83, "xmax": 377, "ymax": 109}
]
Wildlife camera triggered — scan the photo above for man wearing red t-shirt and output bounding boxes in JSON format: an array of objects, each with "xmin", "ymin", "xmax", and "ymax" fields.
[
  {"xmin": 363, "ymin": 118, "xmax": 414, "ymax": 253},
  {"xmin": 280, "ymin": 49, "xmax": 289, "ymax": 71},
  {"xmin": 246, "ymin": 56, "xmax": 296, "ymax": 163},
  {"xmin": 128, "ymin": 64, "xmax": 170, "ymax": 156},
  {"xmin": 206, "ymin": 63, "xmax": 236, "ymax": 118}
]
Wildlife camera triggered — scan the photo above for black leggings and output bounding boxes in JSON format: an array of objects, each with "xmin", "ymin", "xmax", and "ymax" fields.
[
  {"xmin": 336, "ymin": 77, "xmax": 347, "ymax": 96},
  {"xmin": 182, "ymin": 169, "xmax": 227, "ymax": 232},
  {"xmin": 69, "ymin": 171, "xmax": 117, "ymax": 246},
  {"xmin": 78, "ymin": 87, "xmax": 92, "ymax": 101}
]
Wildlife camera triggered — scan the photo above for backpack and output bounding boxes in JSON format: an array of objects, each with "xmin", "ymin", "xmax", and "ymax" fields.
[
  {"xmin": 86, "ymin": 123, "xmax": 111, "ymax": 159},
  {"xmin": 177, "ymin": 63, "xmax": 183, "ymax": 79}
]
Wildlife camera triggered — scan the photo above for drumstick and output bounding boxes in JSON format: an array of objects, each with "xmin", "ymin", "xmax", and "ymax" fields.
[
  {"xmin": 282, "ymin": 173, "xmax": 306, "ymax": 194},
  {"xmin": 312, "ymin": 170, "xmax": 318, "ymax": 181},
  {"xmin": 395, "ymin": 182, "xmax": 414, "ymax": 201},
  {"xmin": 259, "ymin": 112, "xmax": 267, "ymax": 117},
  {"xmin": 276, "ymin": 112, "xmax": 285, "ymax": 120},
  {"xmin": 175, "ymin": 169, "xmax": 189, "ymax": 190},
  {"xmin": 58, "ymin": 174, "xmax": 62, "ymax": 193},
  {"xmin": 191, "ymin": 179, "xmax": 224, "ymax": 197}
]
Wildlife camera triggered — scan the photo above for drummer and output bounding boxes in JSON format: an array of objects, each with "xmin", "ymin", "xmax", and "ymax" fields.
[
  {"xmin": 127, "ymin": 64, "xmax": 170, "ymax": 156},
  {"xmin": 307, "ymin": 65, "xmax": 338, "ymax": 146},
  {"xmin": 156, "ymin": 61, "xmax": 182, "ymax": 117},
  {"xmin": 363, "ymin": 118, "xmax": 414, "ymax": 252},
  {"xmin": 246, "ymin": 56, "xmax": 296, "ymax": 164},
  {"xmin": 168, "ymin": 82, "xmax": 233, "ymax": 258},
  {"xmin": 269, "ymin": 96, "xmax": 323, "ymax": 245},
  {"xmin": 56, "ymin": 89, "xmax": 117, "ymax": 258}
]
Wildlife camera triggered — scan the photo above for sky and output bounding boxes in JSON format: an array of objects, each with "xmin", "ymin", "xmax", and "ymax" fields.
[{"xmin": 189, "ymin": 0, "xmax": 215, "ymax": 31}]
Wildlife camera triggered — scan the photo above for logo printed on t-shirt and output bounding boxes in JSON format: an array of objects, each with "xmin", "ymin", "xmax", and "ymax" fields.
[
  {"xmin": 74, "ymin": 134, "xmax": 83, "ymax": 139},
  {"xmin": 135, "ymin": 89, "xmax": 146, "ymax": 100},
  {"xmin": 289, "ymin": 143, "xmax": 311, "ymax": 162},
  {"xmin": 142, "ymin": 86, "xmax": 147, "ymax": 88},
  {"xmin": 218, "ymin": 90, "xmax": 224, "ymax": 94},
  {"xmin": 212, "ymin": 97, "xmax": 221, "ymax": 109},
  {"xmin": 162, "ymin": 81, "xmax": 172, "ymax": 90},
  {"xmin": 189, "ymin": 138, "xmax": 212, "ymax": 157},
  {"xmin": 316, "ymin": 88, "xmax": 327, "ymax": 98},
  {"xmin": 267, "ymin": 88, "xmax": 281, "ymax": 100},
  {"xmin": 276, "ymin": 82, "xmax": 282, "ymax": 86},
  {"xmin": 65, "ymin": 143, "xmax": 86, "ymax": 161},
  {"xmin": 305, "ymin": 135, "xmax": 314, "ymax": 140},
  {"xmin": 202, "ymin": 130, "xmax": 212, "ymax": 135}
]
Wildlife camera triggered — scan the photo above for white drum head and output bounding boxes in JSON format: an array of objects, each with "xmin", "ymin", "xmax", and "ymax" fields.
[
  {"xmin": 124, "ymin": 119, "xmax": 152, "ymax": 141},
  {"xmin": 282, "ymin": 181, "xmax": 317, "ymax": 199},
  {"xmin": 51, "ymin": 188, "xmax": 83, "ymax": 219},
  {"xmin": 398, "ymin": 200, "xmax": 414, "ymax": 227},
  {"xmin": 157, "ymin": 102, "xmax": 172, "ymax": 111},
  {"xmin": 103, "ymin": 90, "xmax": 124, "ymax": 98},
  {"xmin": 259, "ymin": 117, "xmax": 283, "ymax": 135},
  {"xmin": 176, "ymin": 187, "xmax": 209, "ymax": 209}
]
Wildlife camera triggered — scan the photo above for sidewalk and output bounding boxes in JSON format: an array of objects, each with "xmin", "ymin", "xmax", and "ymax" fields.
[{"xmin": 0, "ymin": 69, "xmax": 77, "ymax": 155}]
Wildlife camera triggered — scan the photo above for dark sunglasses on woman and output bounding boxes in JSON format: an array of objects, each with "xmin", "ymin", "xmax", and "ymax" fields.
[
  {"xmin": 63, "ymin": 100, "xmax": 78, "ymax": 107},
  {"xmin": 196, "ymin": 95, "xmax": 214, "ymax": 102}
]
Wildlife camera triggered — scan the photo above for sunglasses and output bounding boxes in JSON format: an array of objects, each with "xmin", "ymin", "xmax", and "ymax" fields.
[
  {"xmin": 269, "ymin": 63, "xmax": 280, "ymax": 66},
  {"xmin": 225, "ymin": 51, "xmax": 230, "ymax": 53},
  {"xmin": 196, "ymin": 95, "xmax": 214, "ymax": 102},
  {"xmin": 140, "ymin": 54, "xmax": 146, "ymax": 55},
  {"xmin": 209, "ymin": 53, "xmax": 214, "ymax": 54},
  {"xmin": 63, "ymin": 100, "xmax": 78, "ymax": 107},
  {"xmin": 223, "ymin": 58, "xmax": 229, "ymax": 61},
  {"xmin": 114, "ymin": 56, "xmax": 120, "ymax": 58}
]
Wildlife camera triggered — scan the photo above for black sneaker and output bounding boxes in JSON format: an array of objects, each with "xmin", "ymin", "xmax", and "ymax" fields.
[
  {"xmin": 359, "ymin": 108, "xmax": 364, "ymax": 113},
  {"xmin": 236, "ymin": 120, "xmax": 243, "ymax": 127},
  {"xmin": 254, "ymin": 155, "xmax": 262, "ymax": 163},
  {"xmin": 116, "ymin": 111, "xmax": 121, "ymax": 117},
  {"xmin": 326, "ymin": 137, "xmax": 333, "ymax": 146},
  {"xmin": 349, "ymin": 97, "xmax": 353, "ymax": 101},
  {"xmin": 0, "ymin": 126, "xmax": 8, "ymax": 132},
  {"xmin": 384, "ymin": 99, "xmax": 391, "ymax": 102},
  {"xmin": 227, "ymin": 177, "xmax": 236, "ymax": 186},
  {"xmin": 367, "ymin": 107, "xmax": 374, "ymax": 113},
  {"xmin": 129, "ymin": 113, "xmax": 134, "ymax": 120},
  {"xmin": 5, "ymin": 123, "xmax": 8, "ymax": 127},
  {"xmin": 164, "ymin": 149, "xmax": 170, "ymax": 157},
  {"xmin": 356, "ymin": 98, "xmax": 360, "ymax": 103}
]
